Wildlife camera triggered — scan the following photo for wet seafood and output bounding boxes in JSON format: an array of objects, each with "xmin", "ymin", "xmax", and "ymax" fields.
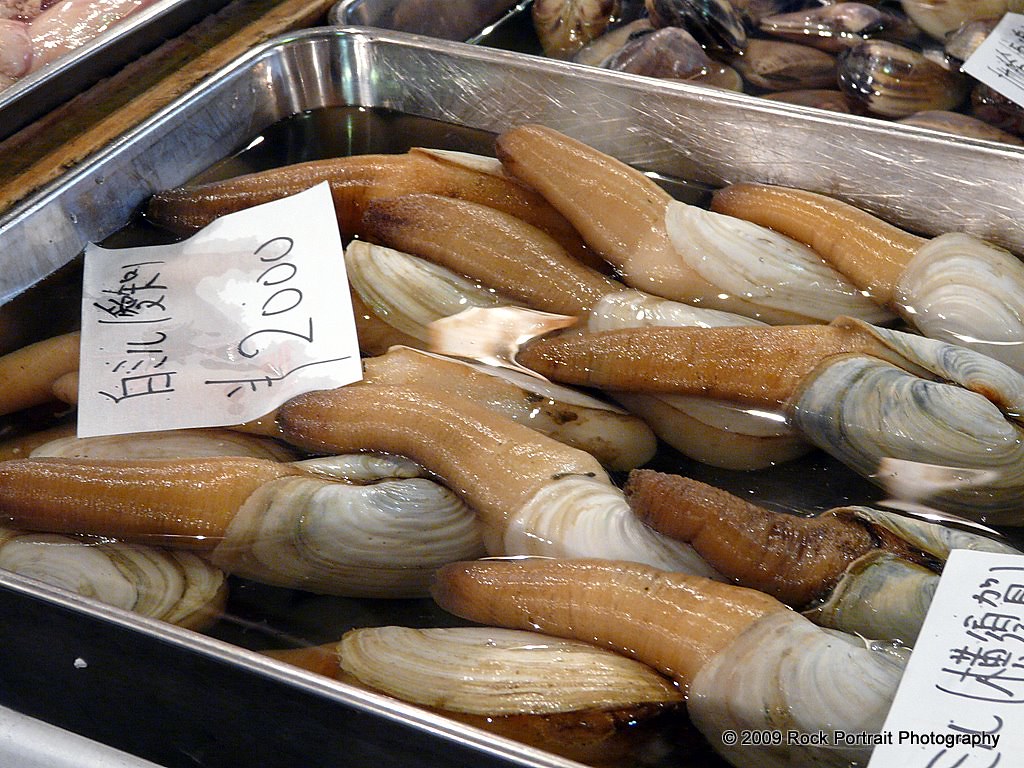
[
  {"xmin": 572, "ymin": 17, "xmax": 653, "ymax": 66},
  {"xmin": 145, "ymin": 148, "xmax": 593, "ymax": 266},
  {"xmin": 532, "ymin": 0, "xmax": 618, "ymax": 59},
  {"xmin": 269, "ymin": 625, "xmax": 683, "ymax": 764},
  {"xmin": 899, "ymin": 0, "xmax": 1013, "ymax": 40},
  {"xmin": 362, "ymin": 345, "xmax": 658, "ymax": 471},
  {"xmin": 837, "ymin": 40, "xmax": 969, "ymax": 117},
  {"xmin": 360, "ymin": 193, "xmax": 619, "ymax": 316},
  {"xmin": 761, "ymin": 88, "xmax": 854, "ymax": 112},
  {"xmin": 600, "ymin": 26, "xmax": 744, "ymax": 89},
  {"xmin": 731, "ymin": 38, "xmax": 838, "ymax": 92},
  {"xmin": 0, "ymin": 330, "xmax": 79, "ymax": 416},
  {"xmin": 0, "ymin": 453, "xmax": 486, "ymax": 598},
  {"xmin": 759, "ymin": 3, "xmax": 914, "ymax": 52},
  {"xmin": 944, "ymin": 17, "xmax": 999, "ymax": 63},
  {"xmin": 0, "ymin": 527, "xmax": 227, "ymax": 630},
  {"xmin": 971, "ymin": 82, "xmax": 1024, "ymax": 138},
  {"xmin": 351, "ymin": 232, "xmax": 809, "ymax": 468},
  {"xmin": 515, "ymin": 316, "xmax": 1024, "ymax": 521},
  {"xmin": 434, "ymin": 557, "xmax": 907, "ymax": 768},
  {"xmin": 897, "ymin": 110, "xmax": 1024, "ymax": 144},
  {"xmin": 711, "ymin": 182, "xmax": 1024, "ymax": 373},
  {"xmin": 626, "ymin": 469, "xmax": 1020, "ymax": 641},
  {"xmin": 645, "ymin": 0, "xmax": 747, "ymax": 55},
  {"xmin": 495, "ymin": 124, "xmax": 893, "ymax": 325},
  {"xmin": 0, "ymin": 0, "xmax": 161, "ymax": 88},
  {"xmin": 275, "ymin": 382, "xmax": 719, "ymax": 575}
]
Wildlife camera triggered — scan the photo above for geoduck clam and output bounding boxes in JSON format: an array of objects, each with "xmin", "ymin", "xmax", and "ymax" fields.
[
  {"xmin": 0, "ymin": 526, "xmax": 227, "ymax": 631},
  {"xmin": 711, "ymin": 182, "xmax": 1024, "ymax": 374},
  {"xmin": 433, "ymin": 557, "xmax": 908, "ymax": 768},
  {"xmin": 0, "ymin": 452, "xmax": 485, "ymax": 598},
  {"xmin": 515, "ymin": 316, "xmax": 1024, "ymax": 522},
  {"xmin": 274, "ymin": 382, "xmax": 719, "ymax": 576},
  {"xmin": 625, "ymin": 469, "xmax": 1021, "ymax": 642},
  {"xmin": 351, "ymin": 220, "xmax": 810, "ymax": 469},
  {"xmin": 267, "ymin": 625, "xmax": 684, "ymax": 765},
  {"xmin": 494, "ymin": 124, "xmax": 895, "ymax": 326}
]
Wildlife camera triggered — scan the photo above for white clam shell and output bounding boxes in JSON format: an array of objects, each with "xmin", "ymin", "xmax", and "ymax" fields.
[
  {"xmin": 588, "ymin": 290, "xmax": 809, "ymax": 469},
  {"xmin": 500, "ymin": 473, "xmax": 723, "ymax": 578},
  {"xmin": 0, "ymin": 529, "xmax": 225, "ymax": 629},
  {"xmin": 806, "ymin": 505, "xmax": 1021, "ymax": 643},
  {"xmin": 31, "ymin": 427, "xmax": 298, "ymax": 461},
  {"xmin": 339, "ymin": 626, "xmax": 682, "ymax": 715},
  {"xmin": 689, "ymin": 610, "xmax": 908, "ymax": 768},
  {"xmin": 894, "ymin": 232, "xmax": 1024, "ymax": 374},
  {"xmin": 665, "ymin": 202, "xmax": 895, "ymax": 325},
  {"xmin": 209, "ymin": 474, "xmax": 485, "ymax": 598},
  {"xmin": 346, "ymin": 240, "xmax": 516, "ymax": 342},
  {"xmin": 791, "ymin": 320, "xmax": 1024, "ymax": 521}
]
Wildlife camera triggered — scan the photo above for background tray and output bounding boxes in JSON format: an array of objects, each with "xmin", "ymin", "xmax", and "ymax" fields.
[{"xmin": 0, "ymin": 0, "xmax": 236, "ymax": 142}]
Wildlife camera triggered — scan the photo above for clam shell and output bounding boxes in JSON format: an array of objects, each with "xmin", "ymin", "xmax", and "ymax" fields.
[
  {"xmin": 790, "ymin": 333, "xmax": 1024, "ymax": 521},
  {"xmin": 338, "ymin": 626, "xmax": 683, "ymax": 715},
  {"xmin": 897, "ymin": 110, "xmax": 1024, "ymax": 144},
  {"xmin": 31, "ymin": 427, "xmax": 298, "ymax": 461},
  {"xmin": 759, "ymin": 3, "xmax": 892, "ymax": 52},
  {"xmin": 900, "ymin": 0, "xmax": 1010, "ymax": 40},
  {"xmin": 837, "ymin": 40, "xmax": 968, "ymax": 117},
  {"xmin": 894, "ymin": 232, "xmax": 1024, "ymax": 373},
  {"xmin": 733, "ymin": 38, "xmax": 838, "ymax": 92},
  {"xmin": 345, "ymin": 240, "xmax": 517, "ymax": 344},
  {"xmin": 645, "ymin": 0, "xmax": 747, "ymax": 54},
  {"xmin": 689, "ymin": 610, "xmax": 907, "ymax": 768},
  {"xmin": 664, "ymin": 201, "xmax": 896, "ymax": 325},
  {"xmin": 805, "ymin": 507, "xmax": 1019, "ymax": 642},
  {"xmin": 501, "ymin": 473, "xmax": 723, "ymax": 578},
  {"xmin": 209, "ymin": 473, "xmax": 485, "ymax": 598},
  {"xmin": 533, "ymin": 0, "xmax": 618, "ymax": 58},
  {"xmin": 0, "ymin": 528, "xmax": 226, "ymax": 630}
]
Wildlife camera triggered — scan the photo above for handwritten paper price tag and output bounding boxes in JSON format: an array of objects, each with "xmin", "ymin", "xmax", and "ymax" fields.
[
  {"xmin": 962, "ymin": 13, "xmax": 1024, "ymax": 109},
  {"xmin": 868, "ymin": 549, "xmax": 1024, "ymax": 767},
  {"xmin": 78, "ymin": 182, "xmax": 361, "ymax": 437}
]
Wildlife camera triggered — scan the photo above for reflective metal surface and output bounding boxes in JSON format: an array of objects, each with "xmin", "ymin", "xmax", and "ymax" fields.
[{"xmin": 3, "ymin": 26, "xmax": 1023, "ymax": 309}]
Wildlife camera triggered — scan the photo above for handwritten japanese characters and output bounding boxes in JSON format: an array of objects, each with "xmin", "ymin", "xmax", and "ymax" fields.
[
  {"xmin": 78, "ymin": 183, "xmax": 361, "ymax": 437},
  {"xmin": 963, "ymin": 13, "xmax": 1024, "ymax": 110},
  {"xmin": 870, "ymin": 549, "xmax": 1024, "ymax": 768}
]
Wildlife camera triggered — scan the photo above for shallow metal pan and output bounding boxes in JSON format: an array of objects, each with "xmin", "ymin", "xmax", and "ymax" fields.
[
  {"xmin": 1, "ymin": 25, "xmax": 1024, "ymax": 766},
  {"xmin": 0, "ymin": 0, "xmax": 233, "ymax": 142}
]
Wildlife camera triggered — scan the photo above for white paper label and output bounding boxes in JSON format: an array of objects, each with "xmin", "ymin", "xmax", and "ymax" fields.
[
  {"xmin": 78, "ymin": 182, "xmax": 361, "ymax": 437},
  {"xmin": 868, "ymin": 549, "xmax": 1024, "ymax": 767},
  {"xmin": 962, "ymin": 13, "xmax": 1024, "ymax": 109}
]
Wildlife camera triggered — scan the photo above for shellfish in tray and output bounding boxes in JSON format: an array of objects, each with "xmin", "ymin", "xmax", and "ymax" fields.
[
  {"xmin": 351, "ymin": 208, "xmax": 810, "ymax": 470},
  {"xmin": 433, "ymin": 557, "xmax": 908, "ymax": 768},
  {"xmin": 0, "ymin": 451, "xmax": 487, "ymax": 598},
  {"xmin": 0, "ymin": 526, "xmax": 227, "ymax": 630},
  {"xmin": 266, "ymin": 625, "xmax": 686, "ymax": 766},
  {"xmin": 711, "ymin": 182, "xmax": 1024, "ymax": 375},
  {"xmin": 625, "ymin": 469, "xmax": 1020, "ymax": 642},
  {"xmin": 515, "ymin": 315, "xmax": 1024, "ymax": 523},
  {"xmin": 493, "ymin": 124, "xmax": 895, "ymax": 326}
]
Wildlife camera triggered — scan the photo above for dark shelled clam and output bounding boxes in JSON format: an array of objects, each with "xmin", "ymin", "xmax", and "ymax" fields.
[
  {"xmin": 971, "ymin": 82, "xmax": 1024, "ymax": 137},
  {"xmin": 837, "ymin": 39, "xmax": 969, "ymax": 117},
  {"xmin": 532, "ymin": 0, "xmax": 619, "ymax": 58},
  {"xmin": 602, "ymin": 26, "xmax": 744, "ymax": 88},
  {"xmin": 645, "ymin": 0, "xmax": 748, "ymax": 55},
  {"xmin": 732, "ymin": 38, "xmax": 837, "ymax": 91},
  {"xmin": 759, "ymin": 3, "xmax": 905, "ymax": 53}
]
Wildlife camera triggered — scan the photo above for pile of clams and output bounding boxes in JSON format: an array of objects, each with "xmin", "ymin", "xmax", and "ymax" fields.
[
  {"xmin": 533, "ymin": 0, "xmax": 1024, "ymax": 144},
  {"xmin": 2, "ymin": 121, "xmax": 1024, "ymax": 768}
]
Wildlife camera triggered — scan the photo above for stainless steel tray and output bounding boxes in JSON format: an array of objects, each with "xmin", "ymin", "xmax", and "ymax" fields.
[
  {"xmin": 2, "ymin": 24, "xmax": 1024, "ymax": 768},
  {"xmin": 0, "ymin": 0, "xmax": 233, "ymax": 142}
]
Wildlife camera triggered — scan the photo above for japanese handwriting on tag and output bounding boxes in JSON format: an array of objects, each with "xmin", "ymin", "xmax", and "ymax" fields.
[
  {"xmin": 78, "ymin": 182, "xmax": 362, "ymax": 437},
  {"xmin": 962, "ymin": 13, "xmax": 1024, "ymax": 110},
  {"xmin": 869, "ymin": 550, "xmax": 1024, "ymax": 768}
]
